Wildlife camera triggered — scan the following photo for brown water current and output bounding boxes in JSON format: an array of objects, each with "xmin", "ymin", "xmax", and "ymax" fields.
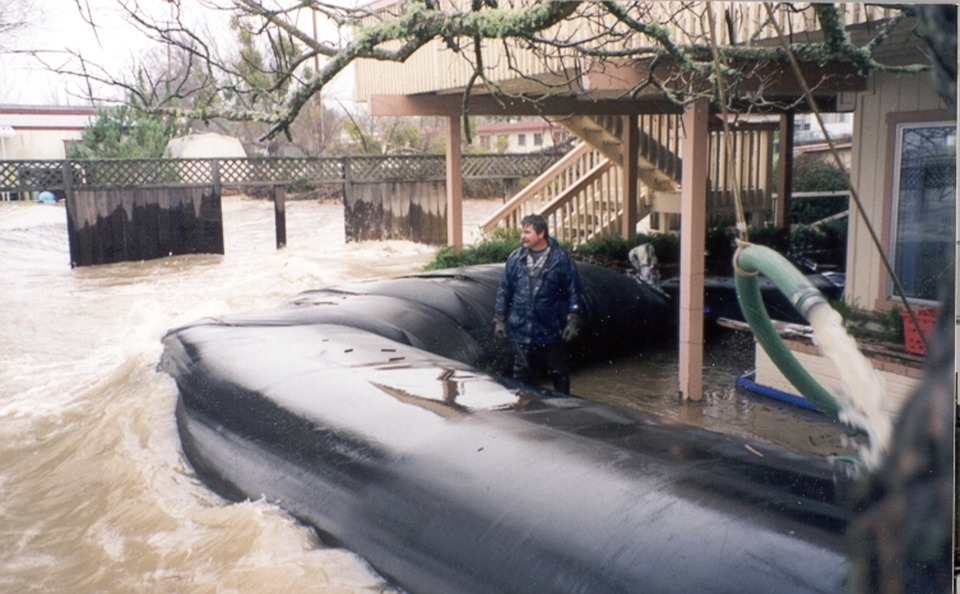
[{"xmin": 0, "ymin": 196, "xmax": 859, "ymax": 593}]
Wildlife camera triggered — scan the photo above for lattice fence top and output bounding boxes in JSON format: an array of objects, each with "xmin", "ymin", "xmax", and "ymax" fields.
[
  {"xmin": 346, "ymin": 155, "xmax": 447, "ymax": 181},
  {"xmin": 223, "ymin": 158, "xmax": 345, "ymax": 186},
  {"xmin": 463, "ymin": 154, "xmax": 559, "ymax": 178},
  {"xmin": 0, "ymin": 152, "xmax": 565, "ymax": 193}
]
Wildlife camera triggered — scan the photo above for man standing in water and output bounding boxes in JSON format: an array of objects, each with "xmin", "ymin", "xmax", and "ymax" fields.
[{"xmin": 493, "ymin": 214, "xmax": 583, "ymax": 394}]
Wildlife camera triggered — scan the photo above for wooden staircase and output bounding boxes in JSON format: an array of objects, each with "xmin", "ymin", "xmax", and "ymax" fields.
[{"xmin": 482, "ymin": 112, "xmax": 777, "ymax": 243}]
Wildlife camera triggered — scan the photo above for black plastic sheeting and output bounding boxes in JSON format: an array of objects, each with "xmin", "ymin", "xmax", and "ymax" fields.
[
  {"xmin": 161, "ymin": 263, "xmax": 854, "ymax": 593},
  {"xmin": 660, "ymin": 272, "xmax": 844, "ymax": 326}
]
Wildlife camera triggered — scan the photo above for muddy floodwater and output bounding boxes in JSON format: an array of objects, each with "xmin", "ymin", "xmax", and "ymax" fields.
[{"xmin": 0, "ymin": 196, "xmax": 858, "ymax": 592}]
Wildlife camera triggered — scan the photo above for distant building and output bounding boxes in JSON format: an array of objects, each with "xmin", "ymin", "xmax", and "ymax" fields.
[
  {"xmin": 473, "ymin": 118, "xmax": 571, "ymax": 153},
  {"xmin": 794, "ymin": 112, "xmax": 854, "ymax": 169},
  {"xmin": 0, "ymin": 105, "xmax": 97, "ymax": 160},
  {"xmin": 794, "ymin": 112, "xmax": 853, "ymax": 143}
]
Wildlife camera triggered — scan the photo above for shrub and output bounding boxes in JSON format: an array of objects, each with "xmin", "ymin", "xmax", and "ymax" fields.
[
  {"xmin": 830, "ymin": 298, "xmax": 904, "ymax": 344},
  {"xmin": 792, "ymin": 154, "xmax": 848, "ymax": 192},
  {"xmin": 423, "ymin": 227, "xmax": 519, "ymax": 270},
  {"xmin": 790, "ymin": 194, "xmax": 849, "ymax": 225},
  {"xmin": 647, "ymin": 232, "xmax": 680, "ymax": 266},
  {"xmin": 747, "ymin": 225, "xmax": 791, "ymax": 253},
  {"xmin": 574, "ymin": 234, "xmax": 630, "ymax": 263},
  {"xmin": 706, "ymin": 225, "xmax": 736, "ymax": 264}
]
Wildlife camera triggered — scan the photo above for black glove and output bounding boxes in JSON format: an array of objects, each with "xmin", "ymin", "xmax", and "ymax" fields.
[
  {"xmin": 562, "ymin": 314, "xmax": 580, "ymax": 342},
  {"xmin": 493, "ymin": 317, "xmax": 507, "ymax": 339}
]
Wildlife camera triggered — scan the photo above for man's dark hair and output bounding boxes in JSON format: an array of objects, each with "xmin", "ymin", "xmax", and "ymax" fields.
[{"xmin": 520, "ymin": 214, "xmax": 549, "ymax": 239}]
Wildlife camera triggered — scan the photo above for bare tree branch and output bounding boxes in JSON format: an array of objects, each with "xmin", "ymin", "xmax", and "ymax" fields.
[{"xmin": 51, "ymin": 1, "xmax": 932, "ymax": 141}]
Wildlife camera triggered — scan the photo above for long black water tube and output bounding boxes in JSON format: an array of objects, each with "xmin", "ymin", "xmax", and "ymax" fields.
[{"xmin": 161, "ymin": 262, "xmax": 854, "ymax": 593}]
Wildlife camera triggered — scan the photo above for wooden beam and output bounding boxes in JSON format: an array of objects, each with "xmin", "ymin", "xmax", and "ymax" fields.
[
  {"xmin": 775, "ymin": 113, "xmax": 795, "ymax": 228},
  {"xmin": 580, "ymin": 56, "xmax": 867, "ymax": 96},
  {"xmin": 370, "ymin": 94, "xmax": 680, "ymax": 117},
  {"xmin": 678, "ymin": 100, "xmax": 709, "ymax": 401},
  {"xmin": 621, "ymin": 114, "xmax": 638, "ymax": 241},
  {"xmin": 445, "ymin": 116, "xmax": 463, "ymax": 250}
]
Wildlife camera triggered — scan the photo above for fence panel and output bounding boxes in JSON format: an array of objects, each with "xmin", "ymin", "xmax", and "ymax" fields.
[
  {"xmin": 2, "ymin": 154, "xmax": 563, "ymax": 252},
  {"xmin": 344, "ymin": 180, "xmax": 447, "ymax": 244},
  {"xmin": 66, "ymin": 186, "xmax": 223, "ymax": 267}
]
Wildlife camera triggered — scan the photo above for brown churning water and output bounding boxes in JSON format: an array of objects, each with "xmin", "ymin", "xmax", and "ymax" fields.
[
  {"xmin": 0, "ymin": 196, "xmax": 860, "ymax": 592},
  {"xmin": 0, "ymin": 197, "xmax": 433, "ymax": 593}
]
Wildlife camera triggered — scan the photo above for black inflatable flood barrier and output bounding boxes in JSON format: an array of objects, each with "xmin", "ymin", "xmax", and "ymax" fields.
[{"xmin": 160, "ymin": 263, "xmax": 853, "ymax": 593}]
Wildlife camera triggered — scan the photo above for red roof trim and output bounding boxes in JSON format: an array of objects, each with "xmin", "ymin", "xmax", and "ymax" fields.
[{"xmin": 0, "ymin": 106, "xmax": 98, "ymax": 116}]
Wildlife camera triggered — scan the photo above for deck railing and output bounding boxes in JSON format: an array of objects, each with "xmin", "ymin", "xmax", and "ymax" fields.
[
  {"xmin": 481, "ymin": 114, "xmax": 778, "ymax": 243},
  {"xmin": 481, "ymin": 143, "xmax": 625, "ymax": 243},
  {"xmin": 639, "ymin": 113, "xmax": 683, "ymax": 183},
  {"xmin": 706, "ymin": 121, "xmax": 777, "ymax": 224}
]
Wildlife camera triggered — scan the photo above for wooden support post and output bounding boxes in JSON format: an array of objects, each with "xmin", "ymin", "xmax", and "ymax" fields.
[
  {"xmin": 679, "ymin": 100, "xmax": 709, "ymax": 401},
  {"xmin": 504, "ymin": 177, "xmax": 521, "ymax": 203},
  {"xmin": 211, "ymin": 159, "xmax": 221, "ymax": 199},
  {"xmin": 775, "ymin": 113, "xmax": 794, "ymax": 228},
  {"xmin": 273, "ymin": 185, "xmax": 287, "ymax": 249},
  {"xmin": 445, "ymin": 116, "xmax": 464, "ymax": 250},
  {"xmin": 342, "ymin": 157, "xmax": 354, "ymax": 241},
  {"xmin": 621, "ymin": 114, "xmax": 639, "ymax": 241}
]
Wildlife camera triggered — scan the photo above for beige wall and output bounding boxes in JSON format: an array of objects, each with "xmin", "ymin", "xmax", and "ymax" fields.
[
  {"xmin": 754, "ymin": 339, "xmax": 921, "ymax": 420},
  {"xmin": 1, "ymin": 129, "xmax": 82, "ymax": 160},
  {"xmin": 846, "ymin": 71, "xmax": 952, "ymax": 310}
]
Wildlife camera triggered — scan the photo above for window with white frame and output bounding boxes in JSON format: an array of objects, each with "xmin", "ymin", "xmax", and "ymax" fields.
[{"xmin": 890, "ymin": 122, "xmax": 956, "ymax": 302}]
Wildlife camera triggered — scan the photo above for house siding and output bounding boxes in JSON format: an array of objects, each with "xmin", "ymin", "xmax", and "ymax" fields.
[
  {"xmin": 0, "ymin": 106, "xmax": 95, "ymax": 160},
  {"xmin": 1, "ymin": 129, "xmax": 83, "ymax": 160},
  {"xmin": 354, "ymin": 2, "xmax": 894, "ymax": 101},
  {"xmin": 846, "ymin": 71, "xmax": 951, "ymax": 310}
]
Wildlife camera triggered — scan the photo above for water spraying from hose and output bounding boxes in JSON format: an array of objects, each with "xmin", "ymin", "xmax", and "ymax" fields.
[
  {"xmin": 804, "ymin": 302, "xmax": 892, "ymax": 468},
  {"xmin": 734, "ymin": 243, "xmax": 892, "ymax": 468}
]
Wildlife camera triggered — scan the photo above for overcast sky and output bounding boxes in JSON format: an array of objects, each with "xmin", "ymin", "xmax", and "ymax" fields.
[
  {"xmin": 2, "ymin": 1, "xmax": 150, "ymax": 104},
  {"xmin": 1, "ymin": 0, "xmax": 355, "ymax": 107}
]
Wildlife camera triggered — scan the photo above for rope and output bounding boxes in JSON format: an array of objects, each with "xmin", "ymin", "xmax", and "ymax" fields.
[
  {"xmin": 733, "ymin": 241, "xmax": 760, "ymax": 277},
  {"xmin": 705, "ymin": 3, "xmax": 749, "ymax": 242},
  {"xmin": 761, "ymin": 2, "xmax": 929, "ymax": 354}
]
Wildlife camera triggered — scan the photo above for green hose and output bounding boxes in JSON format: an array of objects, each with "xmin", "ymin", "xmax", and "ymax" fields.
[{"xmin": 734, "ymin": 244, "xmax": 842, "ymax": 420}]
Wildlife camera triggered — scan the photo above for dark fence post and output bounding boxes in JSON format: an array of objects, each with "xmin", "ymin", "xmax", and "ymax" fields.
[
  {"xmin": 211, "ymin": 159, "xmax": 221, "ymax": 197},
  {"xmin": 504, "ymin": 177, "xmax": 521, "ymax": 202},
  {"xmin": 343, "ymin": 157, "xmax": 355, "ymax": 241},
  {"xmin": 273, "ymin": 185, "xmax": 287, "ymax": 249},
  {"xmin": 62, "ymin": 160, "xmax": 81, "ymax": 268}
]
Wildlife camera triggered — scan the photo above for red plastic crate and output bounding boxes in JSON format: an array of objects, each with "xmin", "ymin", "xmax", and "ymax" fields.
[{"xmin": 901, "ymin": 307, "xmax": 939, "ymax": 356}]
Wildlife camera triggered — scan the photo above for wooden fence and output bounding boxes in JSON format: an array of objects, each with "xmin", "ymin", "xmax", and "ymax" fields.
[
  {"xmin": 67, "ymin": 186, "xmax": 223, "ymax": 267},
  {"xmin": 0, "ymin": 153, "xmax": 562, "ymax": 266},
  {"xmin": 0, "ymin": 153, "xmax": 559, "ymax": 196}
]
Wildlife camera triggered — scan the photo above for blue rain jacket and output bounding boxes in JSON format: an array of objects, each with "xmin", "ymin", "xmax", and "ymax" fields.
[{"xmin": 494, "ymin": 237, "xmax": 583, "ymax": 345}]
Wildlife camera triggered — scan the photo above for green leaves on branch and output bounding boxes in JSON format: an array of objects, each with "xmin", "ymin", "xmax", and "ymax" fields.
[{"xmin": 69, "ymin": 105, "xmax": 179, "ymax": 159}]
